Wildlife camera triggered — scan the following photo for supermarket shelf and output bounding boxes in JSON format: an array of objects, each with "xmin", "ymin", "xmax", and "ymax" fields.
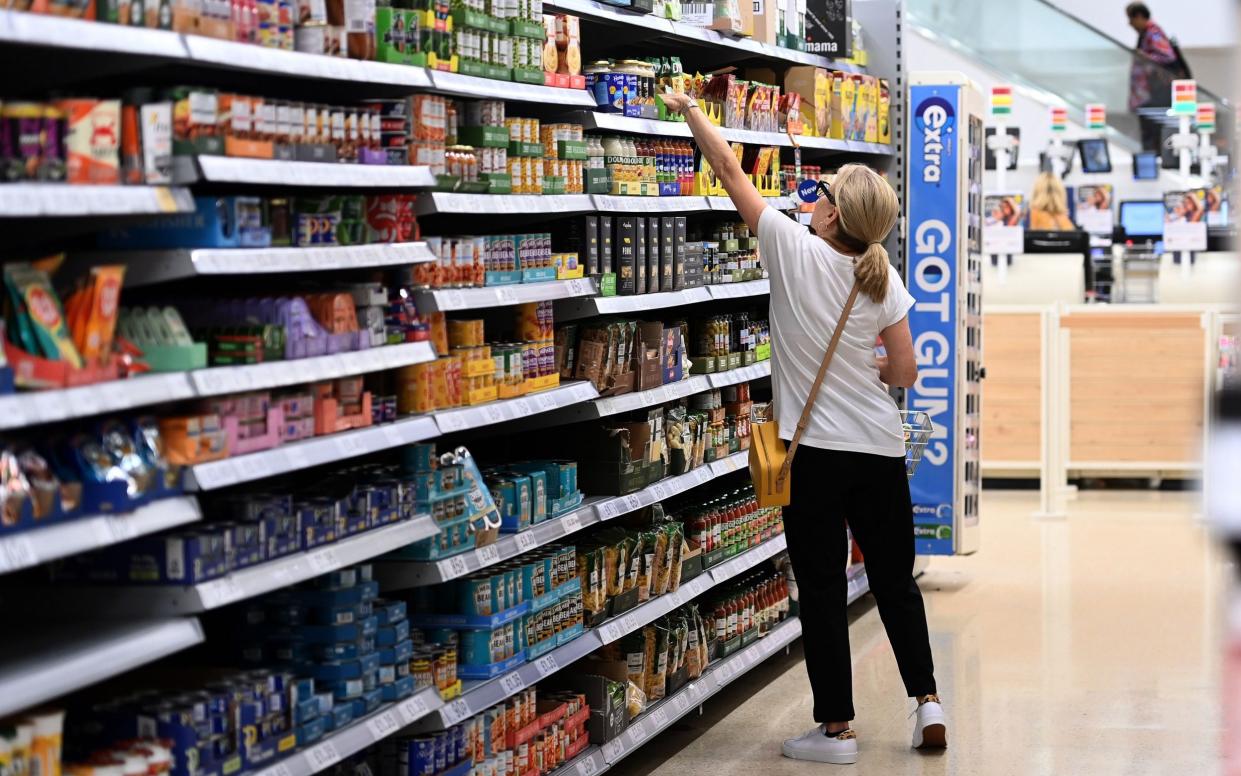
[
  {"xmin": 416, "ymin": 193, "xmax": 596, "ymax": 216},
  {"xmin": 593, "ymin": 450, "xmax": 748, "ymax": 522},
  {"xmin": 588, "ymin": 375, "xmax": 711, "ymax": 418},
  {"xmin": 0, "ymin": 183, "xmax": 194, "ymax": 218},
  {"xmin": 191, "ymin": 341, "xmax": 438, "ymax": 398},
  {"xmin": 420, "ymin": 531, "xmax": 788, "ymax": 730},
  {"xmin": 541, "ymin": 0, "xmax": 861, "ymax": 71},
  {"xmin": 122, "ymin": 242, "xmax": 436, "ymax": 286},
  {"xmin": 706, "ymin": 278, "xmax": 769, "ymax": 299},
  {"xmin": 578, "ymin": 113, "xmax": 693, "ymax": 137},
  {"xmin": 374, "ymin": 498, "xmax": 605, "ymax": 588},
  {"xmin": 429, "ymin": 71, "xmax": 596, "ymax": 106},
  {"xmin": 555, "ymin": 286, "xmax": 713, "ymax": 320},
  {"xmin": 707, "ymin": 360, "xmax": 770, "ymax": 388},
  {"xmin": 0, "ymin": 372, "xmax": 195, "ymax": 431},
  {"xmin": 173, "ymin": 156, "xmax": 436, "ymax": 188},
  {"xmin": 0, "ymin": 497, "xmax": 202, "ymax": 577},
  {"xmin": 554, "ymin": 570, "xmax": 871, "ymax": 775},
  {"xmin": 433, "ymin": 381, "xmax": 600, "ymax": 434},
  {"xmin": 0, "ymin": 10, "xmax": 187, "ymax": 58},
  {"xmin": 245, "ymin": 686, "xmax": 442, "ymax": 776},
  {"xmin": 0, "ymin": 618, "xmax": 205, "ymax": 718},
  {"xmin": 414, "ymin": 278, "xmax": 597, "ymax": 312},
  {"xmin": 188, "ymin": 415, "xmax": 441, "ymax": 490},
  {"xmin": 707, "ymin": 195, "xmax": 796, "ymax": 211},
  {"xmin": 32, "ymin": 514, "xmax": 440, "ymax": 616},
  {"xmin": 183, "ymin": 34, "xmax": 434, "ymax": 87},
  {"xmin": 591, "ymin": 195, "xmax": 710, "ymax": 213}
]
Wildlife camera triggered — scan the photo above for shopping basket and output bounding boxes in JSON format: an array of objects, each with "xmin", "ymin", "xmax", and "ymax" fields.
[{"xmin": 901, "ymin": 410, "xmax": 934, "ymax": 478}]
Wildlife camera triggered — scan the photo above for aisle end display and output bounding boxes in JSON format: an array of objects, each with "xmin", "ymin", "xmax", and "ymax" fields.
[{"xmin": 905, "ymin": 72, "xmax": 982, "ymax": 556}]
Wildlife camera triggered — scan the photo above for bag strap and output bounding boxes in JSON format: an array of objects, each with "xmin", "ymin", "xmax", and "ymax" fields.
[{"xmin": 776, "ymin": 281, "xmax": 861, "ymax": 486}]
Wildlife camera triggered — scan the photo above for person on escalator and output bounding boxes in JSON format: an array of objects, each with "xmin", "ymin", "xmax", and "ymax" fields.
[
  {"xmin": 659, "ymin": 91, "xmax": 944, "ymax": 766},
  {"xmin": 1126, "ymin": 2, "xmax": 1191, "ymax": 151}
]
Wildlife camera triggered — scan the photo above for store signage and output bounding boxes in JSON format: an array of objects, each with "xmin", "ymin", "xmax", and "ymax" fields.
[
  {"xmin": 1075, "ymin": 184, "xmax": 1114, "ymax": 234},
  {"xmin": 1163, "ymin": 189, "xmax": 1208, "ymax": 251},
  {"xmin": 906, "ymin": 84, "xmax": 958, "ymax": 556},
  {"xmin": 1049, "ymin": 106, "xmax": 1067, "ymax": 132},
  {"xmin": 1085, "ymin": 103, "xmax": 1106, "ymax": 131},
  {"xmin": 796, "ymin": 178, "xmax": 821, "ymax": 202},
  {"xmin": 989, "ymin": 85, "xmax": 1012, "ymax": 117},
  {"xmin": 1197, "ymin": 103, "xmax": 1216, "ymax": 132},
  {"xmin": 982, "ymin": 193, "xmax": 1024, "ymax": 254},
  {"xmin": 1172, "ymin": 79, "xmax": 1197, "ymax": 116},
  {"xmin": 804, "ymin": 0, "xmax": 851, "ymax": 57}
]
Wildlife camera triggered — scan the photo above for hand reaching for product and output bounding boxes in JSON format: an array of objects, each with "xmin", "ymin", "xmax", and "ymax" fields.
[{"xmin": 660, "ymin": 91, "xmax": 693, "ymax": 116}]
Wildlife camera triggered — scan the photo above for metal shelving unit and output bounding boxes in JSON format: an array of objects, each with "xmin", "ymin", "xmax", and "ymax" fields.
[
  {"xmin": 413, "ymin": 279, "xmax": 597, "ymax": 312},
  {"xmin": 0, "ymin": 184, "xmax": 194, "ymax": 218},
  {"xmin": 172, "ymin": 156, "xmax": 436, "ymax": 187},
  {"xmin": 121, "ymin": 242, "xmax": 436, "ymax": 286}
]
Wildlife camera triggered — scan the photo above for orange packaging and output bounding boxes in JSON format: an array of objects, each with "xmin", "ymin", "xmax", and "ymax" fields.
[
  {"xmin": 58, "ymin": 99, "xmax": 121, "ymax": 184},
  {"xmin": 428, "ymin": 311, "xmax": 448, "ymax": 355},
  {"xmin": 399, "ymin": 363, "xmax": 434, "ymax": 414},
  {"xmin": 81, "ymin": 266, "xmax": 125, "ymax": 363}
]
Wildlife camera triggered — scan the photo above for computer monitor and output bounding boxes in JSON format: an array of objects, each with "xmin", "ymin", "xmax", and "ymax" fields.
[
  {"xmin": 1039, "ymin": 147, "xmax": 1074, "ymax": 178},
  {"xmin": 1133, "ymin": 152, "xmax": 1160, "ymax": 180},
  {"xmin": 984, "ymin": 128, "xmax": 1020, "ymax": 171},
  {"xmin": 1118, "ymin": 200, "xmax": 1165, "ymax": 239},
  {"xmin": 1078, "ymin": 138, "xmax": 1112, "ymax": 173}
]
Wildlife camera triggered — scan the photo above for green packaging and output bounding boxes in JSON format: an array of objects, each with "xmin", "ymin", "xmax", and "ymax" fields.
[{"xmin": 4, "ymin": 263, "xmax": 83, "ymax": 367}]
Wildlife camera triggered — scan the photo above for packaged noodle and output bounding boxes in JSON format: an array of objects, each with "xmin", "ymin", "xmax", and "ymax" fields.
[
  {"xmin": 666, "ymin": 522, "xmax": 685, "ymax": 592},
  {"xmin": 625, "ymin": 680, "xmax": 646, "ymax": 719},
  {"xmin": 636, "ymin": 529, "xmax": 659, "ymax": 601},
  {"xmin": 646, "ymin": 621, "xmax": 671, "ymax": 700},
  {"xmin": 620, "ymin": 630, "xmax": 648, "ymax": 693},
  {"xmin": 686, "ymin": 606, "xmax": 703, "ymax": 677},
  {"xmin": 622, "ymin": 534, "xmax": 640, "ymax": 593},
  {"xmin": 650, "ymin": 523, "xmax": 673, "ymax": 596}
]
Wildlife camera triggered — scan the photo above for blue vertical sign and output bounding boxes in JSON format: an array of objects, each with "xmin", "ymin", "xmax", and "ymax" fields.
[{"xmin": 906, "ymin": 84, "xmax": 959, "ymax": 555}]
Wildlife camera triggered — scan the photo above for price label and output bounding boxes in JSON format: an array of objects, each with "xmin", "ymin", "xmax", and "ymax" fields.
[
  {"xmin": 382, "ymin": 425, "xmax": 407, "ymax": 449},
  {"xmin": 307, "ymin": 548, "xmax": 339, "ymax": 574},
  {"xmin": 534, "ymin": 654, "xmax": 558, "ymax": 676},
  {"xmin": 0, "ymin": 535, "xmax": 37, "ymax": 573},
  {"xmin": 476, "ymin": 544, "xmax": 501, "ymax": 567},
  {"xmin": 596, "ymin": 500, "xmax": 620, "ymax": 521},
  {"xmin": 623, "ymin": 494, "xmax": 643, "ymax": 513},
  {"xmin": 336, "ymin": 433, "xmax": 366, "ymax": 457},
  {"xmin": 745, "ymin": 648, "xmax": 759, "ymax": 666},
  {"xmin": 438, "ymin": 412, "xmax": 468, "ymax": 434},
  {"xmin": 499, "ymin": 671, "xmax": 526, "ymax": 696},
  {"xmin": 396, "ymin": 695, "xmax": 430, "ymax": 724},
  {"xmin": 566, "ymin": 278, "xmax": 588, "ymax": 296},
  {"xmin": 255, "ymin": 762, "xmax": 294, "ymax": 776},
  {"xmin": 601, "ymin": 740, "xmax": 624, "ymax": 762},
  {"xmin": 537, "ymin": 392, "xmax": 558, "ymax": 413},
  {"xmin": 441, "ymin": 698, "xmax": 471, "ymax": 725},
  {"xmin": 442, "ymin": 290, "xmax": 466, "ymax": 310},
  {"xmin": 509, "ymin": 399, "xmax": 532, "ymax": 418},
  {"xmin": 201, "ymin": 576, "xmax": 245, "ymax": 609},
  {"xmin": 672, "ymin": 694, "xmax": 690, "ymax": 713},
  {"xmin": 483, "ymin": 404, "xmax": 507, "ymax": 425},
  {"xmin": 650, "ymin": 708, "xmax": 668, "ymax": 729},
  {"xmin": 515, "ymin": 531, "xmax": 538, "ymax": 552},
  {"xmin": 446, "ymin": 554, "xmax": 470, "ymax": 579},
  {"xmin": 245, "ymin": 454, "xmax": 274, "ymax": 483},
  {"xmin": 304, "ymin": 741, "xmax": 341, "ymax": 771},
  {"xmin": 693, "ymin": 467, "xmax": 713, "ymax": 485},
  {"xmin": 600, "ymin": 622, "xmax": 623, "ymax": 644},
  {"xmin": 366, "ymin": 711, "xmax": 400, "ymax": 740},
  {"xmin": 575, "ymin": 755, "xmax": 599, "ymax": 776},
  {"xmin": 628, "ymin": 720, "xmax": 648, "ymax": 744},
  {"xmin": 495, "ymin": 286, "xmax": 519, "ymax": 305},
  {"xmin": 650, "ymin": 483, "xmax": 669, "ymax": 501},
  {"xmin": 106, "ymin": 515, "xmax": 140, "ymax": 544},
  {"xmin": 561, "ymin": 512, "xmax": 583, "ymax": 534}
]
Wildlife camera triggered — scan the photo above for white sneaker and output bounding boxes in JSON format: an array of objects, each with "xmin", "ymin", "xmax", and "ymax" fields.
[
  {"xmin": 912, "ymin": 694, "xmax": 947, "ymax": 749},
  {"xmin": 782, "ymin": 725, "xmax": 859, "ymax": 764}
]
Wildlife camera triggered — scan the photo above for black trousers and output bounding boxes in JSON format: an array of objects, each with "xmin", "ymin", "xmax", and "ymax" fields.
[{"xmin": 781, "ymin": 445, "xmax": 937, "ymax": 722}]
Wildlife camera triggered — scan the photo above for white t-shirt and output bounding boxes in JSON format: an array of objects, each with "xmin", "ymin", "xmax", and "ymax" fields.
[{"xmin": 758, "ymin": 206, "xmax": 915, "ymax": 457}]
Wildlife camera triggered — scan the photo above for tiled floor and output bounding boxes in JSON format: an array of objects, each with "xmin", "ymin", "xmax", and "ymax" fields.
[{"xmin": 610, "ymin": 489, "xmax": 1224, "ymax": 776}]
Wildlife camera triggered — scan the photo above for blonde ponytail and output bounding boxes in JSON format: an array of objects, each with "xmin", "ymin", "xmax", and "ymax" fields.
[{"xmin": 831, "ymin": 164, "xmax": 899, "ymax": 303}]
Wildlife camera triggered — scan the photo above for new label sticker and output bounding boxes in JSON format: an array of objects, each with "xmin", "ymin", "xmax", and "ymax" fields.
[{"xmin": 797, "ymin": 179, "xmax": 820, "ymax": 203}]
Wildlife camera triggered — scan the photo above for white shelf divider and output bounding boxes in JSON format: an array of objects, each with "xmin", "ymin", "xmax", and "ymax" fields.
[
  {"xmin": 433, "ymin": 381, "xmax": 599, "ymax": 434},
  {"xmin": 0, "ymin": 184, "xmax": 194, "ymax": 218},
  {"xmin": 707, "ymin": 195, "xmax": 796, "ymax": 211},
  {"xmin": 555, "ymin": 287, "xmax": 713, "ymax": 320},
  {"xmin": 122, "ymin": 242, "xmax": 435, "ymax": 286},
  {"xmin": 420, "ymin": 531, "xmax": 789, "ymax": 731},
  {"xmin": 417, "ymin": 192, "xmax": 596, "ymax": 215},
  {"xmin": 0, "ymin": 372, "xmax": 196, "ymax": 431},
  {"xmin": 188, "ymin": 415, "xmax": 441, "ymax": 491},
  {"xmin": 590, "ymin": 195, "xmax": 710, "ymax": 213},
  {"xmin": 706, "ymin": 278, "xmax": 769, "ymax": 299},
  {"xmin": 0, "ymin": 10, "xmax": 188, "ymax": 57},
  {"xmin": 375, "ymin": 498, "xmax": 604, "ymax": 588},
  {"xmin": 32, "ymin": 515, "xmax": 440, "ymax": 616},
  {"xmin": 176, "ymin": 156, "xmax": 436, "ymax": 187},
  {"xmin": 429, "ymin": 71, "xmax": 596, "ymax": 105},
  {"xmin": 414, "ymin": 279, "xmax": 597, "ymax": 312},
  {"xmin": 707, "ymin": 360, "xmax": 770, "ymax": 389},
  {"xmin": 0, "ymin": 497, "xmax": 202, "ymax": 577},
  {"xmin": 183, "ymin": 34, "xmax": 434, "ymax": 87},
  {"xmin": 0, "ymin": 618, "xmax": 205, "ymax": 718},
  {"xmin": 588, "ymin": 376, "xmax": 711, "ymax": 418},
  {"xmin": 190, "ymin": 341, "xmax": 438, "ymax": 398}
]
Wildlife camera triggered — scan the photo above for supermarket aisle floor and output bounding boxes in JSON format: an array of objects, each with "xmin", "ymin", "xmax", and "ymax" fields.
[{"xmin": 610, "ymin": 489, "xmax": 1224, "ymax": 776}]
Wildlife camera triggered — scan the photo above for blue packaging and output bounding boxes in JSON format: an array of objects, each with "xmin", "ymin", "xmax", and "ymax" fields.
[
  {"xmin": 313, "ymin": 637, "xmax": 374, "ymax": 662},
  {"xmin": 362, "ymin": 687, "xmax": 383, "ymax": 713},
  {"xmin": 407, "ymin": 738, "xmax": 435, "ymax": 776},
  {"xmin": 379, "ymin": 638, "xmax": 414, "ymax": 665},
  {"xmin": 381, "ymin": 675, "xmax": 415, "ymax": 702},
  {"xmin": 222, "ymin": 521, "xmax": 264, "ymax": 569},
  {"xmin": 329, "ymin": 678, "xmax": 364, "ymax": 700},
  {"xmin": 292, "ymin": 616, "xmax": 378, "ymax": 644},
  {"xmin": 329, "ymin": 702, "xmax": 354, "ymax": 730},
  {"xmin": 307, "ymin": 603, "xmax": 357, "ymax": 627},
  {"xmin": 98, "ymin": 196, "xmax": 272, "ymax": 249},
  {"xmin": 374, "ymin": 599, "xmax": 407, "ymax": 626},
  {"xmin": 376, "ymin": 619, "xmax": 410, "ymax": 646},
  {"xmin": 293, "ymin": 697, "xmax": 319, "ymax": 725},
  {"xmin": 297, "ymin": 716, "xmax": 327, "ymax": 747}
]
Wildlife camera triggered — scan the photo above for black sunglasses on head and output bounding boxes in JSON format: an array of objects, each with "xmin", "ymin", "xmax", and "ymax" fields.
[{"xmin": 815, "ymin": 181, "xmax": 836, "ymax": 206}]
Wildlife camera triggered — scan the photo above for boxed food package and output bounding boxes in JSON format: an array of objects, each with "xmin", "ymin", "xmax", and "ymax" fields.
[
  {"xmin": 751, "ymin": 0, "xmax": 778, "ymax": 44},
  {"xmin": 59, "ymin": 98, "xmax": 121, "ymax": 184},
  {"xmin": 784, "ymin": 66, "xmax": 829, "ymax": 138},
  {"xmin": 830, "ymin": 70, "xmax": 853, "ymax": 141},
  {"xmin": 878, "ymin": 78, "xmax": 891, "ymax": 144},
  {"xmin": 854, "ymin": 75, "xmax": 876, "ymax": 142}
]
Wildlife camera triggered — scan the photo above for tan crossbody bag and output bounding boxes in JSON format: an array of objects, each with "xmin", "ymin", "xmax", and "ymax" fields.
[{"xmin": 749, "ymin": 282, "xmax": 861, "ymax": 508}]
